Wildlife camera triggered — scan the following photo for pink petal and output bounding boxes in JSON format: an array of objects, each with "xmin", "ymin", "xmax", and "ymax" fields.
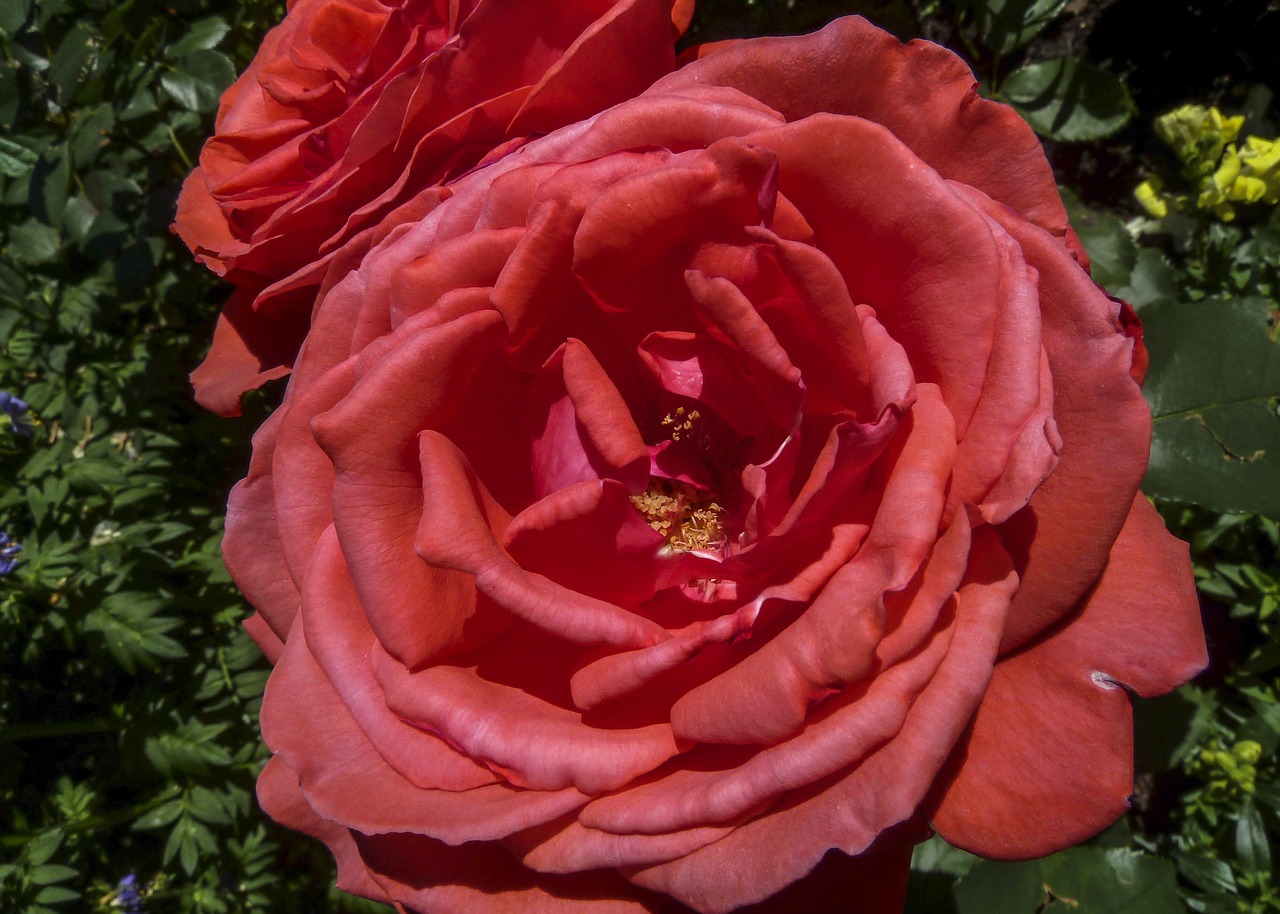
[
  {"xmin": 256, "ymin": 756, "xmax": 393, "ymax": 905},
  {"xmin": 312, "ymin": 309, "xmax": 510, "ymax": 667},
  {"xmin": 960, "ymin": 189, "xmax": 1152, "ymax": 651},
  {"xmin": 299, "ymin": 525, "xmax": 499, "ymax": 791},
  {"xmin": 415, "ymin": 432, "xmax": 671, "ymax": 649},
  {"xmin": 671, "ymin": 385, "xmax": 956, "ymax": 744},
  {"xmin": 505, "ymin": 479, "xmax": 716, "ymax": 606},
  {"xmin": 629, "ymin": 536, "xmax": 1015, "ymax": 912},
  {"xmin": 189, "ymin": 287, "xmax": 303, "ymax": 416},
  {"xmin": 353, "ymin": 830, "xmax": 662, "ymax": 914},
  {"xmin": 749, "ymin": 115, "xmax": 1001, "ymax": 439},
  {"xmin": 373, "ymin": 641, "xmax": 682, "ymax": 795},
  {"xmin": 527, "ymin": 341, "xmax": 650, "ymax": 497},
  {"xmin": 262, "ymin": 615, "xmax": 588, "ymax": 844},
  {"xmin": 511, "ymin": 0, "xmax": 677, "ymax": 134},
  {"xmin": 945, "ymin": 192, "xmax": 1060, "ymax": 524},
  {"xmin": 223, "ymin": 407, "xmax": 299, "ymax": 642},
  {"xmin": 926, "ymin": 496, "xmax": 1207, "ymax": 857},
  {"xmin": 655, "ymin": 16, "xmax": 1073, "ymax": 246}
]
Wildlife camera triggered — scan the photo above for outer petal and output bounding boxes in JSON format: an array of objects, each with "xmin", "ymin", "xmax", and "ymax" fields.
[
  {"xmin": 223, "ymin": 408, "xmax": 299, "ymax": 641},
  {"xmin": 257, "ymin": 757, "xmax": 394, "ymax": 906},
  {"xmin": 652, "ymin": 16, "xmax": 1074, "ymax": 247},
  {"xmin": 926, "ymin": 495, "xmax": 1207, "ymax": 858},
  {"xmin": 956, "ymin": 186, "xmax": 1152, "ymax": 650}
]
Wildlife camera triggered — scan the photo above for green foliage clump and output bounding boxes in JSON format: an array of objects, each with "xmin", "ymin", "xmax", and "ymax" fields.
[{"xmin": 1162, "ymin": 510, "xmax": 1280, "ymax": 914}]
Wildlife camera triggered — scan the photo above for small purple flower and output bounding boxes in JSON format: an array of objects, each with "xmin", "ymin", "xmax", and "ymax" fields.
[
  {"xmin": 0, "ymin": 391, "xmax": 32, "ymax": 437},
  {"xmin": 0, "ymin": 532, "xmax": 19, "ymax": 576},
  {"xmin": 114, "ymin": 872, "xmax": 144, "ymax": 914}
]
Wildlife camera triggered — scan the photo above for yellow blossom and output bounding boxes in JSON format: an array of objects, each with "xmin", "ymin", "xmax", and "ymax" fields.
[
  {"xmin": 1155, "ymin": 104, "xmax": 1244, "ymax": 174},
  {"xmin": 1134, "ymin": 176, "xmax": 1170, "ymax": 218}
]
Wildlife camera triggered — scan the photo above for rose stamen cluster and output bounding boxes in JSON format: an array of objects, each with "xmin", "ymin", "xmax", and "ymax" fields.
[{"xmin": 629, "ymin": 479, "xmax": 726, "ymax": 554}]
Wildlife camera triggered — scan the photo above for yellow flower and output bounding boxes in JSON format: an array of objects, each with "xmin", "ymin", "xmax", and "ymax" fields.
[
  {"xmin": 1134, "ymin": 176, "xmax": 1170, "ymax": 218},
  {"xmin": 1155, "ymin": 104, "xmax": 1245, "ymax": 174},
  {"xmin": 1238, "ymin": 135, "xmax": 1280, "ymax": 204}
]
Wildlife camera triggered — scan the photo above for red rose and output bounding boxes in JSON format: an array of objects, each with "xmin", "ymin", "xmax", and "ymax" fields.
[
  {"xmin": 226, "ymin": 17, "xmax": 1206, "ymax": 913},
  {"xmin": 174, "ymin": 0, "xmax": 694, "ymax": 416}
]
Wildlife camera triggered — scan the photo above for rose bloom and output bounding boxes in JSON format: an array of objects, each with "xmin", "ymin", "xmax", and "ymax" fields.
[
  {"xmin": 174, "ymin": 0, "xmax": 694, "ymax": 416},
  {"xmin": 226, "ymin": 17, "xmax": 1207, "ymax": 914}
]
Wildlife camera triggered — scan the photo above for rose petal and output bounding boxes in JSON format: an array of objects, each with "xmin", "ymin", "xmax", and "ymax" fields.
[
  {"xmin": 354, "ymin": 830, "xmax": 661, "ymax": 914},
  {"xmin": 224, "ymin": 408, "xmax": 299, "ymax": 641},
  {"xmin": 527, "ymin": 341, "xmax": 651, "ymax": 497},
  {"xmin": 926, "ymin": 495, "xmax": 1207, "ymax": 857},
  {"xmin": 629, "ymin": 533, "xmax": 1014, "ymax": 912},
  {"xmin": 263, "ymin": 615, "xmax": 588, "ymax": 844},
  {"xmin": 652, "ymin": 16, "xmax": 1073, "ymax": 245},
  {"xmin": 958, "ymin": 187, "xmax": 1152, "ymax": 651},
  {"xmin": 257, "ymin": 756, "xmax": 393, "ymax": 905},
  {"xmin": 416, "ymin": 431, "xmax": 672, "ymax": 649},
  {"xmin": 373, "ymin": 641, "xmax": 682, "ymax": 795},
  {"xmin": 671, "ymin": 385, "xmax": 956, "ymax": 744}
]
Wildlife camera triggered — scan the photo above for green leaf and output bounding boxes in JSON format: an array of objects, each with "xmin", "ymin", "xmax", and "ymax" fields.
[
  {"xmin": 1176, "ymin": 851, "xmax": 1237, "ymax": 893},
  {"xmin": 133, "ymin": 798, "xmax": 184, "ymax": 830},
  {"xmin": 0, "ymin": 136, "xmax": 38, "ymax": 178},
  {"xmin": 1235, "ymin": 796, "xmax": 1272, "ymax": 875},
  {"xmin": 911, "ymin": 833, "xmax": 981, "ymax": 877},
  {"xmin": 143, "ymin": 721, "xmax": 232, "ymax": 778},
  {"xmin": 1000, "ymin": 57, "xmax": 1135, "ymax": 141},
  {"xmin": 187, "ymin": 785, "xmax": 232, "ymax": 825},
  {"xmin": 48, "ymin": 25, "xmax": 97, "ymax": 102},
  {"xmin": 969, "ymin": 0, "xmax": 1069, "ymax": 56},
  {"xmin": 28, "ymin": 864, "xmax": 77, "ymax": 886},
  {"xmin": 29, "ymin": 147, "xmax": 71, "ymax": 229},
  {"xmin": 33, "ymin": 886, "xmax": 79, "ymax": 904},
  {"xmin": 955, "ymin": 847, "xmax": 1183, "ymax": 914},
  {"xmin": 0, "ymin": 0, "xmax": 32, "ymax": 36},
  {"xmin": 63, "ymin": 457, "xmax": 129, "ymax": 491},
  {"xmin": 23, "ymin": 830, "xmax": 64, "ymax": 867},
  {"xmin": 0, "ymin": 63, "xmax": 21, "ymax": 129},
  {"xmin": 84, "ymin": 595, "xmax": 186, "ymax": 674},
  {"xmin": 1115, "ymin": 249, "xmax": 1181, "ymax": 309},
  {"xmin": 165, "ymin": 17, "xmax": 232, "ymax": 57},
  {"xmin": 159, "ymin": 49, "xmax": 236, "ymax": 112},
  {"xmin": 1059, "ymin": 187, "xmax": 1136, "ymax": 292},
  {"xmin": 1141, "ymin": 297, "xmax": 1280, "ymax": 517},
  {"xmin": 7, "ymin": 219, "xmax": 61, "ymax": 264}
]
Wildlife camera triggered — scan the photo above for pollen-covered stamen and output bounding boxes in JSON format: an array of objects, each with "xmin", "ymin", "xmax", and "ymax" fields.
[
  {"xmin": 661, "ymin": 406, "xmax": 701, "ymax": 442},
  {"xmin": 630, "ymin": 478, "xmax": 725, "ymax": 553}
]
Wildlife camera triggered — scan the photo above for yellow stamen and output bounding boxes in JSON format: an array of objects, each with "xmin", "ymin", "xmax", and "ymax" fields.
[
  {"xmin": 630, "ymin": 478, "xmax": 725, "ymax": 553},
  {"xmin": 660, "ymin": 406, "xmax": 701, "ymax": 443}
]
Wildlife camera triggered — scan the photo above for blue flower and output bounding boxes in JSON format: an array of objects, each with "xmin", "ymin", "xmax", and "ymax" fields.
[
  {"xmin": 0, "ymin": 391, "xmax": 32, "ymax": 437},
  {"xmin": 0, "ymin": 532, "xmax": 19, "ymax": 576},
  {"xmin": 113, "ymin": 873, "xmax": 144, "ymax": 914}
]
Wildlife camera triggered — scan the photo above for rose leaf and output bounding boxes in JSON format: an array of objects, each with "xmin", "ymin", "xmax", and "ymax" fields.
[
  {"xmin": 1141, "ymin": 296, "xmax": 1280, "ymax": 518},
  {"xmin": 970, "ymin": 0, "xmax": 1070, "ymax": 57},
  {"xmin": 953, "ymin": 847, "xmax": 1183, "ymax": 914},
  {"xmin": 999, "ymin": 57, "xmax": 1135, "ymax": 142}
]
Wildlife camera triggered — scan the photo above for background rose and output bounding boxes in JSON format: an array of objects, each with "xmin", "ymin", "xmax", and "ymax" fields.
[
  {"xmin": 225, "ymin": 17, "xmax": 1207, "ymax": 914},
  {"xmin": 173, "ymin": 0, "xmax": 695, "ymax": 416}
]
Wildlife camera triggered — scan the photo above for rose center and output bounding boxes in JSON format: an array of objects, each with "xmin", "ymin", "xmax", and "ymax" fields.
[{"xmin": 630, "ymin": 479, "xmax": 726, "ymax": 554}]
